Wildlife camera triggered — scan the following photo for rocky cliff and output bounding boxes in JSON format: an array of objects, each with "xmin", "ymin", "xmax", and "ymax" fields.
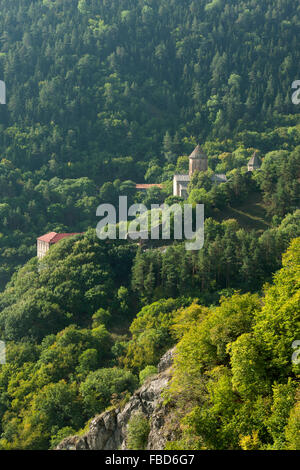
[{"xmin": 56, "ymin": 348, "xmax": 176, "ymax": 450}]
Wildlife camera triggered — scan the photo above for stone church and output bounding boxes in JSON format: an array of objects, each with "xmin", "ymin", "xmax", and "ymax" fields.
[{"xmin": 173, "ymin": 145, "xmax": 227, "ymax": 198}]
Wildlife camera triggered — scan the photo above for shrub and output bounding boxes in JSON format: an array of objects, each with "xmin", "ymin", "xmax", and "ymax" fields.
[
  {"xmin": 139, "ymin": 365, "xmax": 158, "ymax": 385},
  {"xmin": 80, "ymin": 367, "xmax": 138, "ymax": 415},
  {"xmin": 50, "ymin": 427, "xmax": 75, "ymax": 449},
  {"xmin": 127, "ymin": 412, "xmax": 150, "ymax": 450}
]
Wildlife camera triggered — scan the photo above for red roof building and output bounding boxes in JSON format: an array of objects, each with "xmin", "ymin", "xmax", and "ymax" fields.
[
  {"xmin": 37, "ymin": 232, "xmax": 82, "ymax": 259},
  {"xmin": 135, "ymin": 183, "xmax": 163, "ymax": 190}
]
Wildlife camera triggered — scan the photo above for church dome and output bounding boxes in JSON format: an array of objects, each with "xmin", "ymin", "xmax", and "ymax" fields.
[{"xmin": 189, "ymin": 145, "xmax": 207, "ymax": 160}]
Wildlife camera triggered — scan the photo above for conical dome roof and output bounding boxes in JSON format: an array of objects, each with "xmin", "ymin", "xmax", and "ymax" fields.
[
  {"xmin": 189, "ymin": 145, "xmax": 207, "ymax": 160},
  {"xmin": 248, "ymin": 151, "xmax": 261, "ymax": 166}
]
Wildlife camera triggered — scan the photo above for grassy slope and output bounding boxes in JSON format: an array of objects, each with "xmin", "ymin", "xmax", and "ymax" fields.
[{"xmin": 214, "ymin": 191, "xmax": 271, "ymax": 231}]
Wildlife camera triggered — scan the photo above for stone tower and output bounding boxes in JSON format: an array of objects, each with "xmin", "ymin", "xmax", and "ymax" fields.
[
  {"xmin": 189, "ymin": 145, "xmax": 208, "ymax": 177},
  {"xmin": 247, "ymin": 151, "xmax": 261, "ymax": 172}
]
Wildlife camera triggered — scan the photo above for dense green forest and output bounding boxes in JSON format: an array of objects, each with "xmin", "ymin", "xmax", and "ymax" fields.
[
  {"xmin": 0, "ymin": 0, "xmax": 300, "ymax": 287},
  {"xmin": 0, "ymin": 233, "xmax": 299, "ymax": 449},
  {"xmin": 0, "ymin": 0, "xmax": 299, "ymax": 450}
]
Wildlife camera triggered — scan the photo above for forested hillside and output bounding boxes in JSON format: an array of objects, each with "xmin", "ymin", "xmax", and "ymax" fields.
[
  {"xmin": 0, "ymin": 234, "xmax": 299, "ymax": 449},
  {"xmin": 0, "ymin": 0, "xmax": 299, "ymax": 451},
  {"xmin": 0, "ymin": 0, "xmax": 300, "ymax": 287},
  {"xmin": 0, "ymin": 0, "xmax": 300, "ymax": 174}
]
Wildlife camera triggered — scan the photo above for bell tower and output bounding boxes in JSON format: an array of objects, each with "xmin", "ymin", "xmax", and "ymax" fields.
[{"xmin": 189, "ymin": 145, "xmax": 208, "ymax": 177}]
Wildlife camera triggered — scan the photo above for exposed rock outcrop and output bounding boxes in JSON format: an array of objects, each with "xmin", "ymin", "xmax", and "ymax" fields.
[{"xmin": 56, "ymin": 348, "xmax": 176, "ymax": 450}]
